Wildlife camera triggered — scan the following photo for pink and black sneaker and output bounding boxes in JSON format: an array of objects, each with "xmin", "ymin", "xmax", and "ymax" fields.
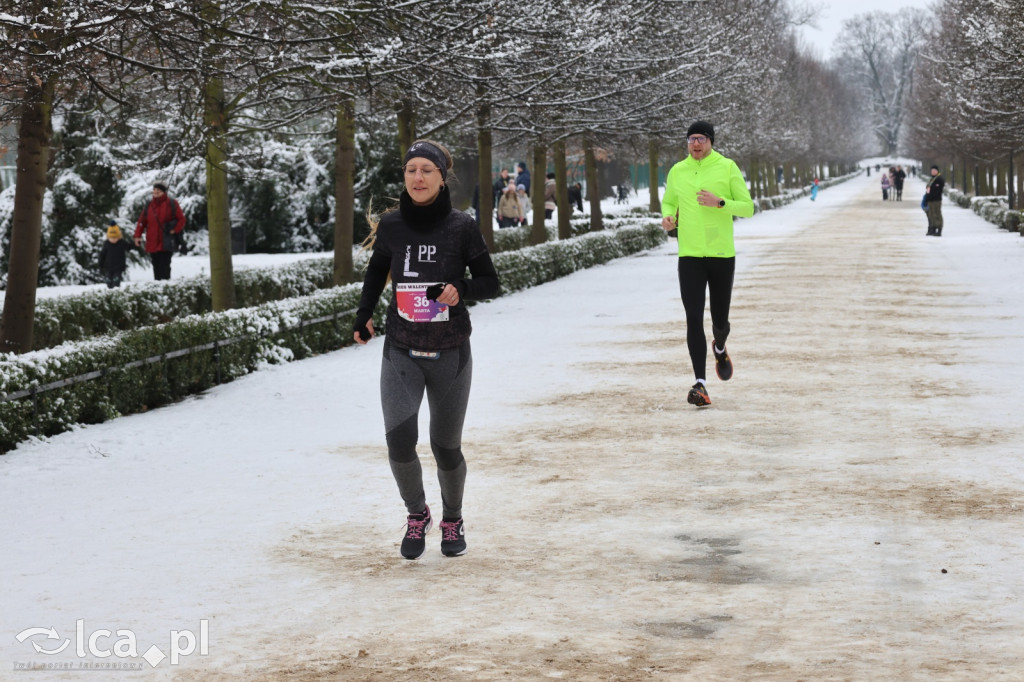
[
  {"xmin": 401, "ymin": 505, "xmax": 432, "ymax": 560},
  {"xmin": 439, "ymin": 518, "xmax": 467, "ymax": 557}
]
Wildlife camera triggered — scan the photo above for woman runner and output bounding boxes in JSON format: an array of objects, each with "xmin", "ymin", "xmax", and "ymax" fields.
[{"xmin": 353, "ymin": 140, "xmax": 500, "ymax": 559}]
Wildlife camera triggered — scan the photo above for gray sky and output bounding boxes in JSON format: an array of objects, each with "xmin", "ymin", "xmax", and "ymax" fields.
[{"xmin": 798, "ymin": 0, "xmax": 936, "ymax": 58}]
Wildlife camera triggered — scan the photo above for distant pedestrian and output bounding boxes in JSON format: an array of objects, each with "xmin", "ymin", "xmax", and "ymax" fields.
[
  {"xmin": 567, "ymin": 182, "xmax": 583, "ymax": 213},
  {"xmin": 925, "ymin": 165, "xmax": 945, "ymax": 236},
  {"xmin": 492, "ymin": 168, "xmax": 511, "ymax": 206},
  {"xmin": 516, "ymin": 184, "xmax": 530, "ymax": 226},
  {"xmin": 497, "ymin": 184, "xmax": 522, "ymax": 228},
  {"xmin": 660, "ymin": 120, "xmax": 755, "ymax": 407},
  {"xmin": 515, "ymin": 161, "xmax": 531, "ymax": 196},
  {"xmin": 810, "ymin": 178, "xmax": 819, "ymax": 201},
  {"xmin": 352, "ymin": 139, "xmax": 500, "ymax": 560},
  {"xmin": 133, "ymin": 182, "xmax": 185, "ymax": 280},
  {"xmin": 97, "ymin": 221, "xmax": 138, "ymax": 288},
  {"xmin": 893, "ymin": 165, "xmax": 906, "ymax": 201},
  {"xmin": 543, "ymin": 172, "xmax": 557, "ymax": 219},
  {"xmin": 881, "ymin": 172, "xmax": 891, "ymax": 201}
]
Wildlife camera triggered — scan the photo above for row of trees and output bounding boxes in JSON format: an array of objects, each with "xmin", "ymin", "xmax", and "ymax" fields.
[
  {"xmin": 904, "ymin": 0, "xmax": 1023, "ymax": 205},
  {"xmin": 1, "ymin": 0, "xmax": 873, "ymax": 354}
]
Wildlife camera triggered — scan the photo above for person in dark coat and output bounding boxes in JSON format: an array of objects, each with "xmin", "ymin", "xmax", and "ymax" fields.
[
  {"xmin": 515, "ymin": 162, "xmax": 531, "ymax": 196},
  {"xmin": 133, "ymin": 182, "xmax": 185, "ymax": 280},
  {"xmin": 567, "ymin": 182, "xmax": 583, "ymax": 213},
  {"xmin": 491, "ymin": 168, "xmax": 511, "ymax": 206},
  {"xmin": 925, "ymin": 165, "xmax": 945, "ymax": 236},
  {"xmin": 893, "ymin": 165, "xmax": 906, "ymax": 201},
  {"xmin": 98, "ymin": 222, "xmax": 138, "ymax": 288}
]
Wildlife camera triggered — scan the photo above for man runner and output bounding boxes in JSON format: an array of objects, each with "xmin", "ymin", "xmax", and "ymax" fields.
[{"xmin": 661, "ymin": 121, "xmax": 755, "ymax": 406}]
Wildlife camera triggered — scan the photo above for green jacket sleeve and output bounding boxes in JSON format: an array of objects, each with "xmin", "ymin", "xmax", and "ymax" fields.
[
  {"xmin": 661, "ymin": 165, "xmax": 679, "ymax": 219},
  {"xmin": 723, "ymin": 161, "xmax": 754, "ymax": 218}
]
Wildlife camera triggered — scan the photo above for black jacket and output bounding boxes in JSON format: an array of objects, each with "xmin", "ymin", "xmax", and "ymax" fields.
[
  {"xmin": 492, "ymin": 176, "xmax": 510, "ymax": 204},
  {"xmin": 567, "ymin": 185, "xmax": 583, "ymax": 212},
  {"xmin": 356, "ymin": 187, "xmax": 500, "ymax": 351},
  {"xmin": 98, "ymin": 238, "xmax": 138, "ymax": 275},
  {"xmin": 926, "ymin": 174, "xmax": 945, "ymax": 202}
]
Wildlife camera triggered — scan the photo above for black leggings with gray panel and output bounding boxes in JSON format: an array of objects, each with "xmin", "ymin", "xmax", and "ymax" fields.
[{"xmin": 380, "ymin": 338, "xmax": 472, "ymax": 520}]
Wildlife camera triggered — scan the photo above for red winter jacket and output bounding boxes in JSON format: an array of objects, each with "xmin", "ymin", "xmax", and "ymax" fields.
[{"xmin": 134, "ymin": 195, "xmax": 185, "ymax": 253}]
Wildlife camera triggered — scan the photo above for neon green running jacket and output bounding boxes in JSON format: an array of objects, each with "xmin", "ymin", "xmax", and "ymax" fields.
[{"xmin": 662, "ymin": 150, "xmax": 754, "ymax": 258}]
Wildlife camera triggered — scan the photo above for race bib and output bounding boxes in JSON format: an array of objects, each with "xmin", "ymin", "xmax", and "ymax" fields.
[{"xmin": 396, "ymin": 282, "xmax": 449, "ymax": 322}]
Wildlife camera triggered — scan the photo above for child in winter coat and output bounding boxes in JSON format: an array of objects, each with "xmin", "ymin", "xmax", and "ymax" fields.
[
  {"xmin": 516, "ymin": 184, "xmax": 530, "ymax": 226},
  {"xmin": 880, "ymin": 173, "xmax": 891, "ymax": 201},
  {"xmin": 497, "ymin": 185, "xmax": 522, "ymax": 228},
  {"xmin": 98, "ymin": 221, "xmax": 137, "ymax": 288}
]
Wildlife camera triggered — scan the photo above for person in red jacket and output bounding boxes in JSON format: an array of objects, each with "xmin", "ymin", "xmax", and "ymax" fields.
[{"xmin": 133, "ymin": 182, "xmax": 185, "ymax": 280}]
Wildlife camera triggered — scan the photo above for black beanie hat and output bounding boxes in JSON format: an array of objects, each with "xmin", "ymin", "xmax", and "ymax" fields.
[
  {"xmin": 930, "ymin": 164, "xmax": 940, "ymax": 171},
  {"xmin": 686, "ymin": 120, "xmax": 715, "ymax": 143},
  {"xmin": 153, "ymin": 182, "xmax": 168, "ymax": 193}
]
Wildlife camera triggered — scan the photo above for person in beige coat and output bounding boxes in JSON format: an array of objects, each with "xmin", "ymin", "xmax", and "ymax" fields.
[{"xmin": 497, "ymin": 185, "xmax": 522, "ymax": 228}]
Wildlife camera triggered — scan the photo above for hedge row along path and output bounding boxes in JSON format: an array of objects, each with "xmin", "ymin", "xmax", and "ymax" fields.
[{"xmin": 2, "ymin": 172, "xmax": 1022, "ymax": 680}]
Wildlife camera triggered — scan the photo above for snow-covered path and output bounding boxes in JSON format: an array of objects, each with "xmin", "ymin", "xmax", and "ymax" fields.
[{"xmin": 3, "ymin": 173, "xmax": 1023, "ymax": 680}]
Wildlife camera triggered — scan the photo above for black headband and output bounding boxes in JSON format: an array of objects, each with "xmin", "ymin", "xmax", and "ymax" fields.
[{"xmin": 404, "ymin": 142, "xmax": 448, "ymax": 181}]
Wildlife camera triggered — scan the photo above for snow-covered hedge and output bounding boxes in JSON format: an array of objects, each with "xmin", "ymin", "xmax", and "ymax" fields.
[
  {"xmin": 26, "ymin": 215, "xmax": 661, "ymax": 350},
  {"xmin": 493, "ymin": 221, "xmax": 665, "ymax": 292},
  {"xmin": 946, "ymin": 188, "xmax": 1022, "ymax": 234},
  {"xmin": 492, "ymin": 210, "xmax": 652, "ymax": 252},
  {"xmin": 0, "ymin": 283, "xmax": 384, "ymax": 453},
  {"xmin": 0, "ymin": 219, "xmax": 666, "ymax": 453},
  {"xmin": 28, "ymin": 253, "xmax": 369, "ymax": 350}
]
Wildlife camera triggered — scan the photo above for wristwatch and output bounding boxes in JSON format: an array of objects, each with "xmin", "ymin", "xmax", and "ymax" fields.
[{"xmin": 718, "ymin": 199, "xmax": 726, "ymax": 208}]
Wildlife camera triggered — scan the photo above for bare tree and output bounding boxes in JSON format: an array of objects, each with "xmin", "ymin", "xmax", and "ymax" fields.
[{"xmin": 833, "ymin": 8, "xmax": 931, "ymax": 155}]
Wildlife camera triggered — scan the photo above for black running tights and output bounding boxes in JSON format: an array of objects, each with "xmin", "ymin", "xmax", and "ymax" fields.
[{"xmin": 677, "ymin": 256, "xmax": 735, "ymax": 381}]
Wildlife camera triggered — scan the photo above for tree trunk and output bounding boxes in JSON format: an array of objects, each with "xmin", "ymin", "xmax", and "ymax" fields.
[
  {"xmin": 748, "ymin": 159, "xmax": 760, "ymax": 200},
  {"xmin": 554, "ymin": 139, "xmax": 571, "ymax": 240},
  {"xmin": 583, "ymin": 135, "xmax": 602, "ymax": 231},
  {"xmin": 767, "ymin": 160, "xmax": 778, "ymax": 197},
  {"xmin": 397, "ymin": 99, "xmax": 415, "ymax": 155},
  {"xmin": 333, "ymin": 99, "xmax": 355, "ymax": 285},
  {"xmin": 648, "ymin": 139, "xmax": 661, "ymax": 213},
  {"xmin": 476, "ymin": 102, "xmax": 494, "ymax": 251},
  {"xmin": 0, "ymin": 80, "xmax": 55, "ymax": 354},
  {"xmin": 530, "ymin": 143, "xmax": 547, "ymax": 245},
  {"xmin": 204, "ymin": 67, "xmax": 236, "ymax": 311},
  {"xmin": 1011, "ymin": 150, "xmax": 1018, "ymax": 211}
]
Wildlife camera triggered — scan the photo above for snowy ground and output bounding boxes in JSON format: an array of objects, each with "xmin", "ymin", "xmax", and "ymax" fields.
[{"xmin": 3, "ymin": 172, "xmax": 1023, "ymax": 680}]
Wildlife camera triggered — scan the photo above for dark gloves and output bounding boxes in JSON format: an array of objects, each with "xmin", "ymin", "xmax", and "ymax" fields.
[
  {"xmin": 425, "ymin": 282, "xmax": 447, "ymax": 301},
  {"xmin": 352, "ymin": 309, "xmax": 373, "ymax": 341}
]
